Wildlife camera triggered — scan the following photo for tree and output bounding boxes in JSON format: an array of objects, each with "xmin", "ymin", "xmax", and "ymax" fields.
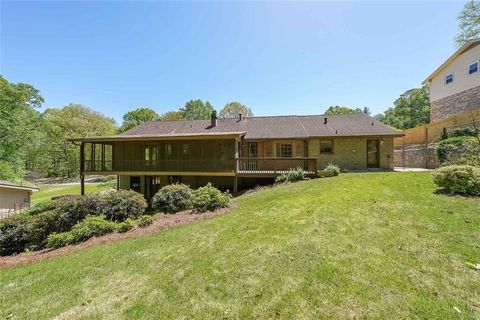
[
  {"xmin": 118, "ymin": 107, "xmax": 159, "ymax": 133},
  {"xmin": 219, "ymin": 102, "xmax": 253, "ymax": 118},
  {"xmin": 43, "ymin": 104, "xmax": 117, "ymax": 177},
  {"xmin": 377, "ymin": 86, "xmax": 430, "ymax": 130},
  {"xmin": 324, "ymin": 106, "xmax": 362, "ymax": 115},
  {"xmin": 0, "ymin": 75, "xmax": 44, "ymax": 182},
  {"xmin": 160, "ymin": 110, "xmax": 185, "ymax": 120},
  {"xmin": 180, "ymin": 99, "xmax": 215, "ymax": 119},
  {"xmin": 455, "ymin": 0, "xmax": 480, "ymax": 46}
]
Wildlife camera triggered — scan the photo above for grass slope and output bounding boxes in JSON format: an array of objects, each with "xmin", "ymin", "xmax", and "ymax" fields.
[
  {"xmin": 32, "ymin": 183, "xmax": 114, "ymax": 204},
  {"xmin": 1, "ymin": 172, "xmax": 479, "ymax": 319}
]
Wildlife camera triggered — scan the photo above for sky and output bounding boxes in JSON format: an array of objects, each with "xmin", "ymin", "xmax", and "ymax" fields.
[{"xmin": 0, "ymin": 1, "xmax": 466, "ymax": 124}]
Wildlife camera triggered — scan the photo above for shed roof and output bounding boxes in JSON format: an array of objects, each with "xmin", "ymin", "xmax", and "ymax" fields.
[{"xmin": 0, "ymin": 180, "xmax": 38, "ymax": 191}]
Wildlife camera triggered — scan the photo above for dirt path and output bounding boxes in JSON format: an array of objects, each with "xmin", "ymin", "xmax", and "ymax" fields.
[{"xmin": 0, "ymin": 207, "xmax": 232, "ymax": 269}]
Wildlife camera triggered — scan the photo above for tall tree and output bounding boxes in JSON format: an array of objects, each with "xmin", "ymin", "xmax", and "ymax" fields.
[
  {"xmin": 0, "ymin": 75, "xmax": 44, "ymax": 182},
  {"xmin": 455, "ymin": 0, "xmax": 480, "ymax": 46},
  {"xmin": 377, "ymin": 86, "xmax": 430, "ymax": 130},
  {"xmin": 180, "ymin": 99, "xmax": 215, "ymax": 119},
  {"xmin": 118, "ymin": 107, "xmax": 159, "ymax": 133},
  {"xmin": 43, "ymin": 104, "xmax": 117, "ymax": 177},
  {"xmin": 219, "ymin": 102, "xmax": 253, "ymax": 118},
  {"xmin": 324, "ymin": 106, "xmax": 362, "ymax": 115},
  {"xmin": 160, "ymin": 110, "xmax": 185, "ymax": 120}
]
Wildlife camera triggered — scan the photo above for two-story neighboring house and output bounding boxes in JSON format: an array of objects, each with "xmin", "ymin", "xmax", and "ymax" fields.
[
  {"xmin": 423, "ymin": 39, "xmax": 480, "ymax": 122},
  {"xmin": 72, "ymin": 112, "xmax": 401, "ymax": 199}
]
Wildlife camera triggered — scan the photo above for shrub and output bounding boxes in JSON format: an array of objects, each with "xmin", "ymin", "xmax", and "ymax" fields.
[
  {"xmin": 26, "ymin": 200, "xmax": 64, "ymax": 215},
  {"xmin": 324, "ymin": 163, "xmax": 340, "ymax": 176},
  {"xmin": 151, "ymin": 184, "xmax": 192, "ymax": 213},
  {"xmin": 100, "ymin": 190, "xmax": 147, "ymax": 221},
  {"xmin": 436, "ymin": 136, "xmax": 480, "ymax": 166},
  {"xmin": 55, "ymin": 194, "xmax": 104, "ymax": 231},
  {"xmin": 27, "ymin": 210, "xmax": 62, "ymax": 250},
  {"xmin": 116, "ymin": 219, "xmax": 135, "ymax": 233},
  {"xmin": 432, "ymin": 165, "xmax": 480, "ymax": 196},
  {"xmin": 47, "ymin": 232, "xmax": 74, "ymax": 249},
  {"xmin": 191, "ymin": 183, "xmax": 231, "ymax": 213},
  {"xmin": 137, "ymin": 215, "xmax": 154, "ymax": 228},
  {"xmin": 0, "ymin": 215, "xmax": 31, "ymax": 256},
  {"xmin": 70, "ymin": 215, "xmax": 117, "ymax": 242},
  {"xmin": 275, "ymin": 167, "xmax": 305, "ymax": 183}
]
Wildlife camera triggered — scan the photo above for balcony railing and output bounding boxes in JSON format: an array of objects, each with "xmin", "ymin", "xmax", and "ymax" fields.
[{"xmin": 235, "ymin": 157, "xmax": 317, "ymax": 175}]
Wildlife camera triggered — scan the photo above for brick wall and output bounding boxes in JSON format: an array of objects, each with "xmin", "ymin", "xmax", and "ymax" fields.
[
  {"xmin": 308, "ymin": 137, "xmax": 394, "ymax": 170},
  {"xmin": 431, "ymin": 85, "xmax": 480, "ymax": 122}
]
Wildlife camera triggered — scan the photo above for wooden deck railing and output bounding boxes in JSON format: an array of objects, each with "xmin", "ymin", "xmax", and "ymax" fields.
[{"xmin": 235, "ymin": 157, "xmax": 317, "ymax": 175}]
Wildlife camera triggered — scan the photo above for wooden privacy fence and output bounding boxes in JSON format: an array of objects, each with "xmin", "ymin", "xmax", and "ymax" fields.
[
  {"xmin": 393, "ymin": 107, "xmax": 480, "ymax": 169},
  {"xmin": 394, "ymin": 108, "xmax": 480, "ymax": 146}
]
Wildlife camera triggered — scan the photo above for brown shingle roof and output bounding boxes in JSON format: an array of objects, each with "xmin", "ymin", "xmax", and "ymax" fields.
[{"xmin": 119, "ymin": 113, "xmax": 401, "ymax": 140}]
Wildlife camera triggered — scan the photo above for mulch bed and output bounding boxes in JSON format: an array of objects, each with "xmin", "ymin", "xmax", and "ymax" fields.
[{"xmin": 0, "ymin": 206, "xmax": 233, "ymax": 269}]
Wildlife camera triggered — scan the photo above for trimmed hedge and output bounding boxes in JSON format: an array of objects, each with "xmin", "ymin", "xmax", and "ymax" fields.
[
  {"xmin": 100, "ymin": 190, "xmax": 148, "ymax": 222},
  {"xmin": 432, "ymin": 165, "xmax": 480, "ymax": 196},
  {"xmin": 191, "ymin": 183, "xmax": 231, "ymax": 213},
  {"xmin": 151, "ymin": 184, "xmax": 192, "ymax": 213},
  {"xmin": 0, "ymin": 190, "xmax": 148, "ymax": 256},
  {"xmin": 436, "ymin": 136, "xmax": 480, "ymax": 166}
]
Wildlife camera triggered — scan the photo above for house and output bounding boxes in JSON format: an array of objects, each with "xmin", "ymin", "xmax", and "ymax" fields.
[
  {"xmin": 71, "ymin": 112, "xmax": 402, "ymax": 198},
  {"xmin": 0, "ymin": 180, "xmax": 38, "ymax": 217},
  {"xmin": 423, "ymin": 39, "xmax": 480, "ymax": 122}
]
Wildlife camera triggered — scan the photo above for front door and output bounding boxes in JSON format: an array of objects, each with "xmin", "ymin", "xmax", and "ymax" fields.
[{"xmin": 367, "ymin": 140, "xmax": 379, "ymax": 168}]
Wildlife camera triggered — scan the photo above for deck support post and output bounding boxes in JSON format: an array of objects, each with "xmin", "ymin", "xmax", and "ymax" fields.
[
  {"xmin": 80, "ymin": 142, "xmax": 85, "ymax": 195},
  {"xmin": 233, "ymin": 176, "xmax": 238, "ymax": 194}
]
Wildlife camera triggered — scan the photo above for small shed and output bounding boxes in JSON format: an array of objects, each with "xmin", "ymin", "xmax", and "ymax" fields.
[{"xmin": 0, "ymin": 180, "xmax": 38, "ymax": 217}]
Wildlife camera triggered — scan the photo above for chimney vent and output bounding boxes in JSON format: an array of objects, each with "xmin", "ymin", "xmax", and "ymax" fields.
[
  {"xmin": 211, "ymin": 111, "xmax": 218, "ymax": 127},
  {"xmin": 238, "ymin": 113, "xmax": 242, "ymax": 122},
  {"xmin": 324, "ymin": 117, "xmax": 328, "ymax": 124}
]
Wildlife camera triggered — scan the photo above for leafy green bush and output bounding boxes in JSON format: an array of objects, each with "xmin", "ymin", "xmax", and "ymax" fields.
[
  {"xmin": 47, "ymin": 232, "xmax": 75, "ymax": 249},
  {"xmin": 70, "ymin": 215, "xmax": 117, "ymax": 242},
  {"xmin": 445, "ymin": 127, "xmax": 478, "ymax": 139},
  {"xmin": 116, "ymin": 219, "xmax": 135, "ymax": 233},
  {"xmin": 137, "ymin": 215, "xmax": 154, "ymax": 227},
  {"xmin": 275, "ymin": 167, "xmax": 305, "ymax": 183},
  {"xmin": 100, "ymin": 190, "xmax": 147, "ymax": 221},
  {"xmin": 436, "ymin": 136, "xmax": 480, "ymax": 166},
  {"xmin": 191, "ymin": 183, "xmax": 231, "ymax": 213},
  {"xmin": 27, "ymin": 200, "xmax": 64, "ymax": 215},
  {"xmin": 27, "ymin": 210, "xmax": 62, "ymax": 250},
  {"xmin": 324, "ymin": 163, "xmax": 340, "ymax": 176},
  {"xmin": 151, "ymin": 184, "xmax": 192, "ymax": 213},
  {"xmin": 432, "ymin": 165, "xmax": 480, "ymax": 196},
  {"xmin": 0, "ymin": 215, "xmax": 31, "ymax": 256}
]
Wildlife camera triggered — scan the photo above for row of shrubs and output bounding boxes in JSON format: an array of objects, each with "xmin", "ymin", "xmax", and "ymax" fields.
[
  {"xmin": 275, "ymin": 163, "xmax": 341, "ymax": 184},
  {"xmin": 436, "ymin": 136, "xmax": 480, "ymax": 167},
  {"xmin": 152, "ymin": 183, "xmax": 231, "ymax": 214},
  {"xmin": 47, "ymin": 215, "xmax": 153, "ymax": 249},
  {"xmin": 0, "ymin": 190, "xmax": 150, "ymax": 256}
]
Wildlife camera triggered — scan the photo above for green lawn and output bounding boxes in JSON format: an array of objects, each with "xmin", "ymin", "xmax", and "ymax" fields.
[
  {"xmin": 1, "ymin": 172, "xmax": 479, "ymax": 319},
  {"xmin": 32, "ymin": 182, "xmax": 114, "ymax": 204}
]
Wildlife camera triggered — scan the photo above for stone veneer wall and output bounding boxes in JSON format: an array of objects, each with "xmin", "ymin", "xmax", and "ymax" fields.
[
  {"xmin": 394, "ymin": 144, "xmax": 438, "ymax": 169},
  {"xmin": 430, "ymin": 85, "xmax": 480, "ymax": 122}
]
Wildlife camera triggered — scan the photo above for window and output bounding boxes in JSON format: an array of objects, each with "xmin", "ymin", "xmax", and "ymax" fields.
[
  {"xmin": 182, "ymin": 143, "xmax": 190, "ymax": 156},
  {"xmin": 168, "ymin": 175, "xmax": 181, "ymax": 184},
  {"xmin": 130, "ymin": 176, "xmax": 141, "ymax": 193},
  {"xmin": 469, "ymin": 62, "xmax": 478, "ymax": 75},
  {"xmin": 166, "ymin": 144, "xmax": 173, "ymax": 156},
  {"xmin": 279, "ymin": 144, "xmax": 292, "ymax": 157},
  {"xmin": 247, "ymin": 142, "xmax": 257, "ymax": 158},
  {"xmin": 320, "ymin": 141, "xmax": 333, "ymax": 154},
  {"xmin": 445, "ymin": 73, "xmax": 453, "ymax": 84}
]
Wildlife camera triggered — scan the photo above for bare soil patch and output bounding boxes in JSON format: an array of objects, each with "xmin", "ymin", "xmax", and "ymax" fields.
[{"xmin": 0, "ymin": 206, "xmax": 233, "ymax": 269}]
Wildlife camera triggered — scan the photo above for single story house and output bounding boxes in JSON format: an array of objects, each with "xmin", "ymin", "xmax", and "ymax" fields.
[
  {"xmin": 71, "ymin": 112, "xmax": 402, "ymax": 199},
  {"xmin": 0, "ymin": 180, "xmax": 38, "ymax": 217}
]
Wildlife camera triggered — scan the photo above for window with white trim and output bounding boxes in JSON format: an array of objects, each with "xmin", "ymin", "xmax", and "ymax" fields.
[{"xmin": 469, "ymin": 62, "xmax": 478, "ymax": 75}]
